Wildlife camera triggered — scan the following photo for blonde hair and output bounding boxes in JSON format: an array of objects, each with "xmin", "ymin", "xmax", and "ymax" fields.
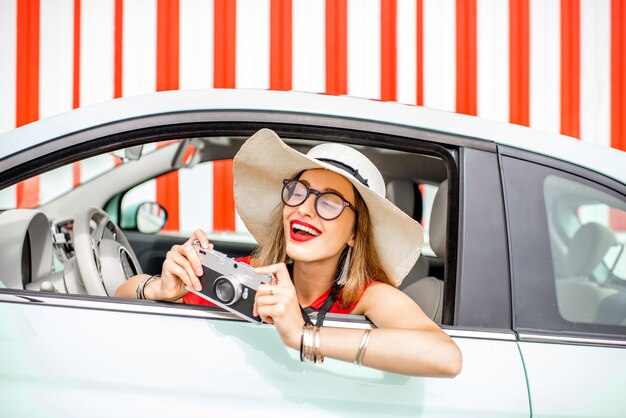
[{"xmin": 251, "ymin": 184, "xmax": 391, "ymax": 308}]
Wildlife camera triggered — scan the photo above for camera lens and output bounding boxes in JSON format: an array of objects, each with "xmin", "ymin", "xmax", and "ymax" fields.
[{"xmin": 213, "ymin": 276, "xmax": 241, "ymax": 305}]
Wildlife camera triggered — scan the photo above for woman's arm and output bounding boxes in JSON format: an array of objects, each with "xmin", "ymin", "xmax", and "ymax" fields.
[
  {"xmin": 253, "ymin": 263, "xmax": 462, "ymax": 377},
  {"xmin": 113, "ymin": 229, "xmax": 212, "ymax": 301},
  {"xmin": 315, "ymin": 283, "xmax": 461, "ymax": 377}
]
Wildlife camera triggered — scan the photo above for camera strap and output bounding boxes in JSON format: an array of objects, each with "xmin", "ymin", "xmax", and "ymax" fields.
[
  {"xmin": 300, "ymin": 284, "xmax": 341, "ymax": 327},
  {"xmin": 287, "ymin": 262, "xmax": 341, "ymax": 327}
]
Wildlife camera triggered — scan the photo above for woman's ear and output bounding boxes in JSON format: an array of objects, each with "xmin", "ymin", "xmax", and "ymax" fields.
[{"xmin": 347, "ymin": 235, "xmax": 355, "ymax": 247}]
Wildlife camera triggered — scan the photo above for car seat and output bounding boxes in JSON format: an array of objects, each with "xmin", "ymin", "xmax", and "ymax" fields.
[
  {"xmin": 387, "ymin": 179, "xmax": 446, "ymax": 323},
  {"xmin": 555, "ymin": 222, "xmax": 619, "ymax": 323}
]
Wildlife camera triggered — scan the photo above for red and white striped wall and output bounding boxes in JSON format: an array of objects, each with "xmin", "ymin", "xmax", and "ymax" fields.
[{"xmin": 0, "ymin": 0, "xmax": 624, "ymax": 234}]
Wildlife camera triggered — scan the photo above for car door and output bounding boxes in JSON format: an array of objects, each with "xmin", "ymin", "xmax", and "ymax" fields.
[
  {"xmin": 0, "ymin": 110, "xmax": 532, "ymax": 416},
  {"xmin": 501, "ymin": 149, "xmax": 626, "ymax": 418}
]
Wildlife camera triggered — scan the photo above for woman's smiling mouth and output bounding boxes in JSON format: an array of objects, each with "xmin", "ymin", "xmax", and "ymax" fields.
[{"xmin": 290, "ymin": 220, "xmax": 322, "ymax": 242}]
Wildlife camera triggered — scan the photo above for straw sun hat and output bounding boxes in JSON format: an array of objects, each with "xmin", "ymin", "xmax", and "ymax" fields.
[{"xmin": 233, "ymin": 129, "xmax": 424, "ymax": 286}]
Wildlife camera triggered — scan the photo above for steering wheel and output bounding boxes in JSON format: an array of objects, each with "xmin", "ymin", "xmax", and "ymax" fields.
[{"xmin": 73, "ymin": 207, "xmax": 143, "ymax": 296}]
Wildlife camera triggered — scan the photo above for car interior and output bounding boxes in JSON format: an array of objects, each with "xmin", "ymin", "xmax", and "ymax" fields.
[
  {"xmin": 545, "ymin": 174, "xmax": 626, "ymax": 326},
  {"xmin": 0, "ymin": 134, "xmax": 451, "ymax": 323}
]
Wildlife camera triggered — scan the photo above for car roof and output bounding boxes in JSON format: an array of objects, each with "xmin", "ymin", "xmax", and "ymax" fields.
[{"xmin": 0, "ymin": 89, "xmax": 624, "ymax": 183}]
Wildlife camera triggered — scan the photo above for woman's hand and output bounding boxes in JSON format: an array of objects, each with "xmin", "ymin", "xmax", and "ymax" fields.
[
  {"xmin": 150, "ymin": 229, "xmax": 212, "ymax": 301},
  {"xmin": 253, "ymin": 263, "xmax": 305, "ymax": 349}
]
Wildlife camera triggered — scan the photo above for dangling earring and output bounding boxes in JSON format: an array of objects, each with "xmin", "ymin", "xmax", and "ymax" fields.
[{"xmin": 337, "ymin": 246, "xmax": 352, "ymax": 286}]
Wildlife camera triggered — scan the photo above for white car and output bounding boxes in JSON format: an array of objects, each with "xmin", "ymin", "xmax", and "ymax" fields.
[{"xmin": 0, "ymin": 90, "xmax": 625, "ymax": 417}]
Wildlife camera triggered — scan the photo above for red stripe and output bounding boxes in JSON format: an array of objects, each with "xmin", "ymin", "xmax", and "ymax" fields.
[
  {"xmin": 611, "ymin": 0, "xmax": 626, "ymax": 151},
  {"xmin": 157, "ymin": 0, "xmax": 179, "ymax": 91},
  {"xmin": 156, "ymin": 0, "xmax": 180, "ymax": 232},
  {"xmin": 416, "ymin": 0, "xmax": 423, "ymax": 106},
  {"xmin": 325, "ymin": 0, "xmax": 347, "ymax": 95},
  {"xmin": 270, "ymin": 0, "xmax": 292, "ymax": 91},
  {"xmin": 73, "ymin": 0, "xmax": 81, "ymax": 109},
  {"xmin": 214, "ymin": 0, "xmax": 236, "ymax": 88},
  {"xmin": 16, "ymin": 0, "xmax": 39, "ymax": 127},
  {"xmin": 213, "ymin": 0, "xmax": 237, "ymax": 231},
  {"xmin": 380, "ymin": 0, "xmax": 397, "ymax": 101},
  {"xmin": 509, "ymin": 0, "xmax": 530, "ymax": 126},
  {"xmin": 73, "ymin": 0, "xmax": 82, "ymax": 188},
  {"xmin": 560, "ymin": 0, "xmax": 580, "ymax": 139},
  {"xmin": 114, "ymin": 0, "xmax": 123, "ymax": 98},
  {"xmin": 16, "ymin": 0, "xmax": 40, "ymax": 208},
  {"xmin": 456, "ymin": 0, "xmax": 477, "ymax": 116}
]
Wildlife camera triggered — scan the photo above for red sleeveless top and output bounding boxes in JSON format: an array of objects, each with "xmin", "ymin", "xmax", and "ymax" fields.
[{"xmin": 182, "ymin": 256, "xmax": 373, "ymax": 314}]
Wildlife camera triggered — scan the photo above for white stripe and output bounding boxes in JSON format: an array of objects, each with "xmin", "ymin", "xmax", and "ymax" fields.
[
  {"xmin": 180, "ymin": 162, "xmax": 213, "ymax": 234},
  {"xmin": 477, "ymin": 0, "xmax": 509, "ymax": 122},
  {"xmin": 0, "ymin": 185, "xmax": 16, "ymax": 209},
  {"xmin": 81, "ymin": 0, "xmax": 115, "ymax": 106},
  {"xmin": 292, "ymin": 0, "xmax": 325, "ymax": 93},
  {"xmin": 236, "ymin": 0, "xmax": 270, "ymax": 89},
  {"xmin": 39, "ymin": 0, "xmax": 74, "ymax": 119},
  {"xmin": 396, "ymin": 0, "xmax": 417, "ymax": 105},
  {"xmin": 529, "ymin": 0, "xmax": 560, "ymax": 134},
  {"xmin": 180, "ymin": 0, "xmax": 214, "ymax": 90},
  {"xmin": 422, "ymin": 0, "xmax": 456, "ymax": 112},
  {"xmin": 347, "ymin": 0, "xmax": 380, "ymax": 99},
  {"xmin": 0, "ymin": 0, "xmax": 16, "ymax": 134},
  {"xmin": 81, "ymin": 154, "xmax": 117, "ymax": 183},
  {"xmin": 39, "ymin": 165, "xmax": 73, "ymax": 205},
  {"xmin": 581, "ymin": 0, "xmax": 611, "ymax": 148},
  {"xmin": 121, "ymin": 179, "xmax": 157, "ymax": 215},
  {"xmin": 123, "ymin": 0, "xmax": 157, "ymax": 96}
]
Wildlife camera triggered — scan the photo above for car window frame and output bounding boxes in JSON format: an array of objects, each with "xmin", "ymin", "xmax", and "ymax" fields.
[
  {"xmin": 0, "ymin": 113, "xmax": 493, "ymax": 329},
  {"xmin": 499, "ymin": 145, "xmax": 626, "ymax": 344}
]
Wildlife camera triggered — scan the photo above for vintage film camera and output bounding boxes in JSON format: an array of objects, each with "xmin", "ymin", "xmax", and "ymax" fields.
[{"xmin": 186, "ymin": 241, "xmax": 274, "ymax": 323}]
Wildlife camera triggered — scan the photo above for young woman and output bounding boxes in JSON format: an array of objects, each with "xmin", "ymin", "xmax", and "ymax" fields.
[{"xmin": 115, "ymin": 129, "xmax": 462, "ymax": 377}]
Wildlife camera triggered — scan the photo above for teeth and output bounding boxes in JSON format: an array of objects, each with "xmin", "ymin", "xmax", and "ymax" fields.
[{"xmin": 293, "ymin": 223, "xmax": 320, "ymax": 236}]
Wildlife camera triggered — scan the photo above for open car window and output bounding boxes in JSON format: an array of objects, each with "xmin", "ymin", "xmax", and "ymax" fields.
[{"xmin": 0, "ymin": 133, "xmax": 454, "ymax": 326}]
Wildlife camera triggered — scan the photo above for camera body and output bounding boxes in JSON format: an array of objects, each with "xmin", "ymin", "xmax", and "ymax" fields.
[{"xmin": 188, "ymin": 243, "xmax": 273, "ymax": 323}]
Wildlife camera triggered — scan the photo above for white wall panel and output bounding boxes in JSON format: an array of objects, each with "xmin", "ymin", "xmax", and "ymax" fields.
[
  {"xmin": 530, "ymin": 0, "xmax": 560, "ymax": 133},
  {"xmin": 40, "ymin": 165, "xmax": 73, "ymax": 205},
  {"xmin": 423, "ymin": 0, "xmax": 455, "ymax": 112},
  {"xmin": 39, "ymin": 0, "xmax": 74, "ymax": 119},
  {"xmin": 581, "ymin": 0, "xmax": 611, "ymax": 147},
  {"xmin": 347, "ymin": 0, "xmax": 380, "ymax": 99},
  {"xmin": 0, "ymin": 0, "xmax": 16, "ymax": 134},
  {"xmin": 0, "ymin": 185, "xmax": 16, "ymax": 209},
  {"xmin": 236, "ymin": 0, "xmax": 270, "ymax": 89},
  {"xmin": 81, "ymin": 0, "xmax": 115, "ymax": 106},
  {"xmin": 180, "ymin": 162, "xmax": 213, "ymax": 234},
  {"xmin": 396, "ymin": 0, "xmax": 417, "ymax": 105},
  {"xmin": 477, "ymin": 0, "xmax": 509, "ymax": 122},
  {"xmin": 180, "ymin": 0, "xmax": 213, "ymax": 90},
  {"xmin": 292, "ymin": 0, "xmax": 325, "ymax": 93},
  {"xmin": 123, "ymin": 0, "xmax": 157, "ymax": 96}
]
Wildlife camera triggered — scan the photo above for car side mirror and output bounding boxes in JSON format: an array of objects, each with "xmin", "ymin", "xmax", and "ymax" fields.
[{"xmin": 135, "ymin": 202, "xmax": 168, "ymax": 234}]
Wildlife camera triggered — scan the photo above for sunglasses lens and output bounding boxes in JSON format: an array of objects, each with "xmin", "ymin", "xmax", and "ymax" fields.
[
  {"xmin": 316, "ymin": 194, "xmax": 345, "ymax": 220},
  {"xmin": 282, "ymin": 180, "xmax": 308, "ymax": 206}
]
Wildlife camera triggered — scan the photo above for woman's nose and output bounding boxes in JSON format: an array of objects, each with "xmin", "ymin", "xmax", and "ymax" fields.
[{"xmin": 297, "ymin": 194, "xmax": 317, "ymax": 217}]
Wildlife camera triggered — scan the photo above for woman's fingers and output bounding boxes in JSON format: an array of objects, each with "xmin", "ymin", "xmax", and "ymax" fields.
[
  {"xmin": 186, "ymin": 229, "xmax": 212, "ymax": 249},
  {"xmin": 162, "ymin": 258, "xmax": 197, "ymax": 290},
  {"xmin": 164, "ymin": 248, "xmax": 202, "ymax": 291},
  {"xmin": 254, "ymin": 263, "xmax": 292, "ymax": 288},
  {"xmin": 180, "ymin": 244, "xmax": 204, "ymax": 276}
]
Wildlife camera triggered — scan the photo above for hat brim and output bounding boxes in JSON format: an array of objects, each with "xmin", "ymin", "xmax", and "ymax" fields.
[{"xmin": 233, "ymin": 129, "xmax": 424, "ymax": 286}]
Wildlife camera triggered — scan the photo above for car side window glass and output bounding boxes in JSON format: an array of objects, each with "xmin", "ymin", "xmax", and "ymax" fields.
[
  {"xmin": 544, "ymin": 175, "xmax": 626, "ymax": 326},
  {"xmin": 503, "ymin": 155, "xmax": 626, "ymax": 336},
  {"xmin": 120, "ymin": 159, "xmax": 254, "ymax": 243}
]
